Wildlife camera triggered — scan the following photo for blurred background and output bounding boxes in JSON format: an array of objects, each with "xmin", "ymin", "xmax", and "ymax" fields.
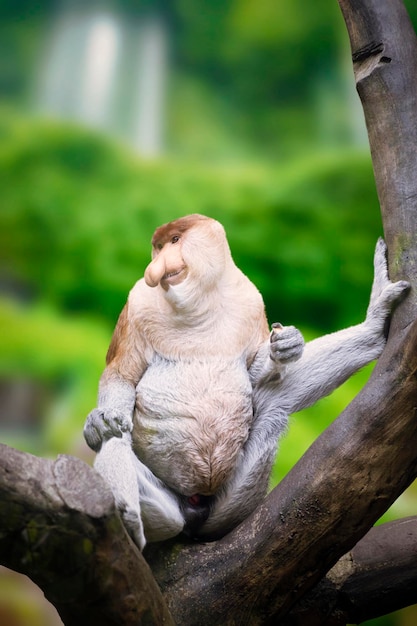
[{"xmin": 1, "ymin": 0, "xmax": 417, "ymax": 624}]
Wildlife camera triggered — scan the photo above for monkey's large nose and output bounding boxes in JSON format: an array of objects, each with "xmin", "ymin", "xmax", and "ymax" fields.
[{"xmin": 144, "ymin": 255, "xmax": 166, "ymax": 287}]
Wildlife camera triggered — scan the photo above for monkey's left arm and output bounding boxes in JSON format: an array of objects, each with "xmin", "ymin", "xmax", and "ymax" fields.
[
  {"xmin": 84, "ymin": 302, "xmax": 146, "ymax": 452},
  {"xmin": 271, "ymin": 239, "xmax": 410, "ymax": 414}
]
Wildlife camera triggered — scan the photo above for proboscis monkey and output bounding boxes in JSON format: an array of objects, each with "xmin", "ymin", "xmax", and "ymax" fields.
[{"xmin": 84, "ymin": 214, "xmax": 409, "ymax": 549}]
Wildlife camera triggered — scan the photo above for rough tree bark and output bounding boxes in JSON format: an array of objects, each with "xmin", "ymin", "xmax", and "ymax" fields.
[
  {"xmin": 1, "ymin": 0, "xmax": 417, "ymax": 624},
  {"xmin": 0, "ymin": 446, "xmax": 174, "ymax": 626}
]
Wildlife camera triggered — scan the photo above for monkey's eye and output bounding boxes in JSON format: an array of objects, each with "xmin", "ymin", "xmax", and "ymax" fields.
[{"xmin": 171, "ymin": 235, "xmax": 180, "ymax": 244}]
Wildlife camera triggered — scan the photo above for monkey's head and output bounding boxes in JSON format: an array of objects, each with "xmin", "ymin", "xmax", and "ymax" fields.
[{"xmin": 144, "ymin": 214, "xmax": 232, "ymax": 292}]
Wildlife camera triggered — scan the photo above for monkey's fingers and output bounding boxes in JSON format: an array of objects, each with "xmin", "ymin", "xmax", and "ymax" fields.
[
  {"xmin": 84, "ymin": 408, "xmax": 107, "ymax": 451},
  {"xmin": 84, "ymin": 408, "xmax": 132, "ymax": 451},
  {"xmin": 270, "ymin": 324, "xmax": 305, "ymax": 363}
]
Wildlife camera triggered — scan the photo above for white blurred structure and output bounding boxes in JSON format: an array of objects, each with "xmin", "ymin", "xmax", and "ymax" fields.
[
  {"xmin": 38, "ymin": 6, "xmax": 168, "ymax": 157},
  {"xmin": 134, "ymin": 19, "xmax": 166, "ymax": 157},
  {"xmin": 78, "ymin": 14, "xmax": 120, "ymax": 127}
]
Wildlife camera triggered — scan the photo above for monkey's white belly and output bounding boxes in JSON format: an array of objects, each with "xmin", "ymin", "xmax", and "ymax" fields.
[{"xmin": 132, "ymin": 355, "xmax": 253, "ymax": 496}]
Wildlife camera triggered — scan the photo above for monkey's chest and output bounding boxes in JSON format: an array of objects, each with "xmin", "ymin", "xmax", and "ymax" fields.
[{"xmin": 132, "ymin": 356, "xmax": 253, "ymax": 496}]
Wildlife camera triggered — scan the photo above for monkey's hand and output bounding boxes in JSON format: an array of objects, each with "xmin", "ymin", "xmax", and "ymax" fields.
[
  {"xmin": 250, "ymin": 324, "xmax": 305, "ymax": 387},
  {"xmin": 84, "ymin": 408, "xmax": 133, "ymax": 452},
  {"xmin": 270, "ymin": 323, "xmax": 305, "ymax": 364},
  {"xmin": 365, "ymin": 238, "xmax": 410, "ymax": 335}
]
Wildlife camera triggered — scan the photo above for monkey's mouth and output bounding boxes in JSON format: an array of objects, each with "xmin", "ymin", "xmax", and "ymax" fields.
[{"xmin": 161, "ymin": 266, "xmax": 187, "ymax": 286}]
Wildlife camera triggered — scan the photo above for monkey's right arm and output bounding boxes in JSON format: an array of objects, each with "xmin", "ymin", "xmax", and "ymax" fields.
[
  {"xmin": 269, "ymin": 239, "xmax": 409, "ymax": 415},
  {"xmin": 84, "ymin": 303, "xmax": 146, "ymax": 452}
]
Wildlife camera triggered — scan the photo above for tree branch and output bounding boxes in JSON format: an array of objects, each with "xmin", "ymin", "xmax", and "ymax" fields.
[
  {"xmin": 335, "ymin": 517, "xmax": 417, "ymax": 623},
  {"xmin": 2, "ymin": 435, "xmax": 417, "ymax": 626},
  {"xmin": 0, "ymin": 444, "xmax": 174, "ymax": 626},
  {"xmin": 279, "ymin": 517, "xmax": 417, "ymax": 625}
]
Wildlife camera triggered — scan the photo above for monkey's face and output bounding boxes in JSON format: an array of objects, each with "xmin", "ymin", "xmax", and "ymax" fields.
[
  {"xmin": 144, "ymin": 215, "xmax": 230, "ymax": 292},
  {"xmin": 144, "ymin": 233, "xmax": 188, "ymax": 290}
]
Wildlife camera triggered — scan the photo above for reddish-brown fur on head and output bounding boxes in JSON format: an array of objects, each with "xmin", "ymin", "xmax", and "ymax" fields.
[{"xmin": 151, "ymin": 214, "xmax": 209, "ymax": 251}]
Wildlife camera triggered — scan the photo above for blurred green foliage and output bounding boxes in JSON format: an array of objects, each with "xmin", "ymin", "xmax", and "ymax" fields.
[
  {"xmin": 0, "ymin": 296, "xmax": 108, "ymax": 454},
  {"xmin": 0, "ymin": 111, "xmax": 382, "ymax": 332}
]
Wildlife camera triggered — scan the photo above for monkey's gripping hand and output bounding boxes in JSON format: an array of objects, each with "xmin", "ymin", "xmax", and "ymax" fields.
[
  {"xmin": 269, "ymin": 323, "xmax": 305, "ymax": 364},
  {"xmin": 84, "ymin": 408, "xmax": 133, "ymax": 452},
  {"xmin": 250, "ymin": 324, "xmax": 305, "ymax": 387},
  {"xmin": 364, "ymin": 238, "xmax": 410, "ymax": 336}
]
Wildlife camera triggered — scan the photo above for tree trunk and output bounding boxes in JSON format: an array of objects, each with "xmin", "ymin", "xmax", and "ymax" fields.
[
  {"xmin": 1, "ymin": 0, "xmax": 417, "ymax": 624},
  {"xmin": 338, "ymin": 0, "xmax": 417, "ymax": 326}
]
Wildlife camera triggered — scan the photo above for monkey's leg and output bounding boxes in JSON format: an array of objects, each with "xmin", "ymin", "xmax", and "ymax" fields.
[
  {"xmin": 94, "ymin": 434, "xmax": 147, "ymax": 549},
  {"xmin": 131, "ymin": 455, "xmax": 186, "ymax": 543}
]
